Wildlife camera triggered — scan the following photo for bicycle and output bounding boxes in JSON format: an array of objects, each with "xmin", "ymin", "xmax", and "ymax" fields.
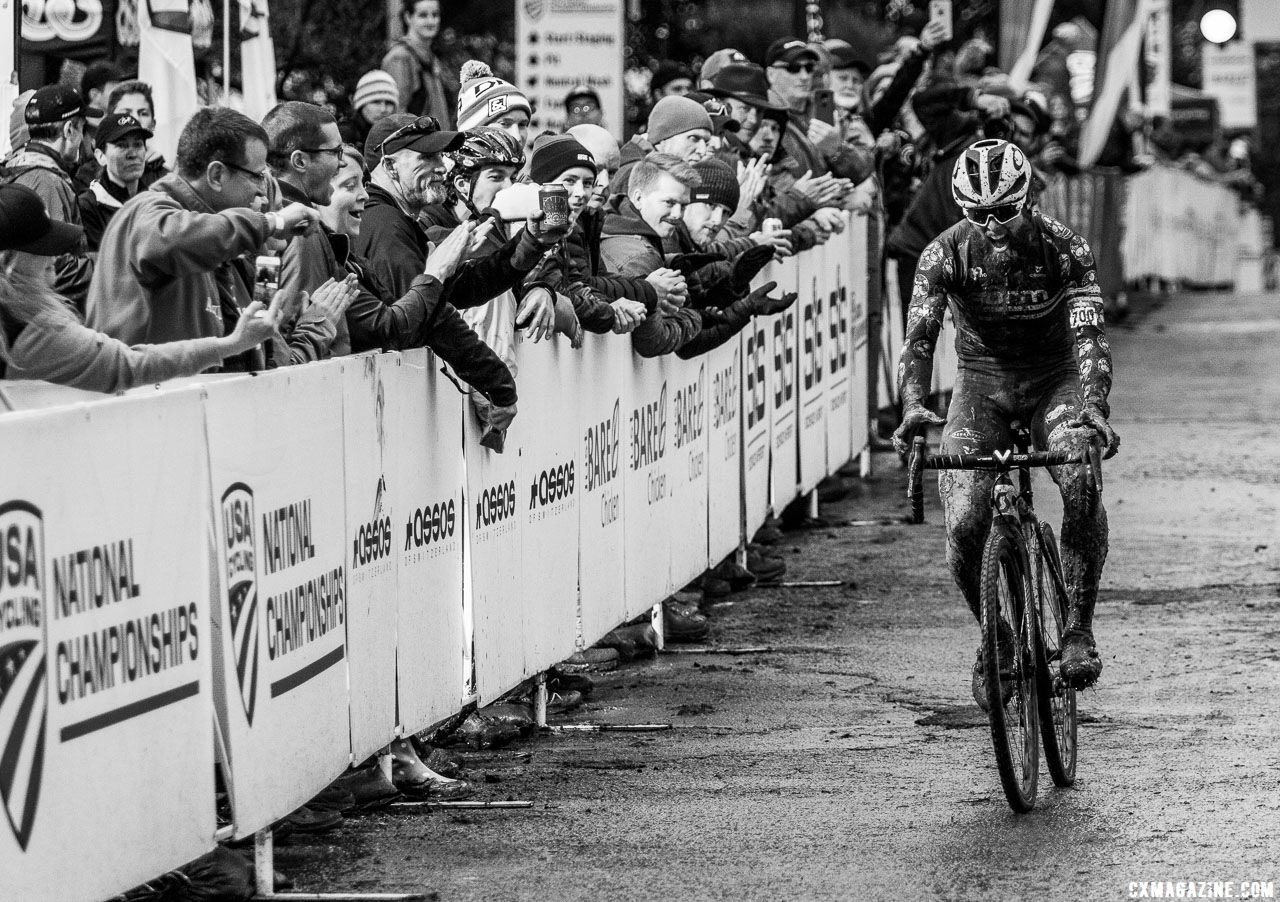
[{"xmin": 906, "ymin": 426, "xmax": 1101, "ymax": 812}]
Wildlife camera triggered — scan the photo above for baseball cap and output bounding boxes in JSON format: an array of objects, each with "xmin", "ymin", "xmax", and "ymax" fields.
[
  {"xmin": 95, "ymin": 113, "xmax": 152, "ymax": 150},
  {"xmin": 765, "ymin": 38, "xmax": 820, "ymax": 68},
  {"xmin": 824, "ymin": 39, "xmax": 871, "ymax": 76},
  {"xmin": 25, "ymin": 85, "xmax": 101, "ymax": 126},
  {"xmin": 379, "ymin": 115, "xmax": 466, "ymax": 156},
  {"xmin": 700, "ymin": 49, "xmax": 748, "ymax": 86},
  {"xmin": 364, "ymin": 113, "xmax": 416, "ymax": 168},
  {"xmin": 0, "ymin": 184, "xmax": 85, "ymax": 255}
]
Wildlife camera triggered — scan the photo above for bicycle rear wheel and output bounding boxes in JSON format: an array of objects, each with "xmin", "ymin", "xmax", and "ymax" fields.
[
  {"xmin": 980, "ymin": 524, "xmax": 1039, "ymax": 812},
  {"xmin": 1034, "ymin": 523, "xmax": 1078, "ymax": 787}
]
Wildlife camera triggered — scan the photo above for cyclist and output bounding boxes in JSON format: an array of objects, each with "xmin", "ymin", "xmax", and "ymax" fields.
[{"xmin": 891, "ymin": 138, "xmax": 1120, "ymax": 701}]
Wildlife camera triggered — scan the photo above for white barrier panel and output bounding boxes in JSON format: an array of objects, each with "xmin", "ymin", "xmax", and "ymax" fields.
[
  {"xmin": 340, "ymin": 354, "xmax": 399, "ymax": 761},
  {"xmin": 878, "ymin": 257, "xmax": 905, "ymax": 409},
  {"xmin": 0, "ymin": 392, "xmax": 215, "ymax": 902},
  {"xmin": 848, "ymin": 213, "xmax": 872, "ymax": 455},
  {"xmin": 624, "ymin": 350, "xmax": 674, "ymax": 616},
  {"xmin": 666, "ymin": 353, "xmax": 710, "ymax": 589},
  {"xmin": 576, "ymin": 337, "xmax": 628, "ymax": 645},
  {"xmin": 768, "ymin": 258, "xmax": 800, "ymax": 511},
  {"xmin": 465, "ymin": 392, "xmax": 525, "ymax": 704},
  {"xmin": 516, "ymin": 338, "xmax": 582, "ymax": 676},
  {"xmin": 797, "ymin": 248, "xmax": 827, "ymax": 493},
  {"xmin": 705, "ymin": 338, "xmax": 743, "ymax": 566},
  {"xmin": 824, "ymin": 228, "xmax": 854, "ymax": 469},
  {"xmin": 392, "ymin": 351, "xmax": 467, "ymax": 734},
  {"xmin": 741, "ymin": 313, "xmax": 772, "ymax": 540},
  {"xmin": 206, "ymin": 365, "xmax": 351, "ymax": 838},
  {"xmin": 1123, "ymin": 165, "xmax": 1241, "ymax": 286}
]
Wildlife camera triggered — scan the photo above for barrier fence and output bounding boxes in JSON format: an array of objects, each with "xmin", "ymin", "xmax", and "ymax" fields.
[{"xmin": 0, "ymin": 215, "xmax": 869, "ymax": 901}]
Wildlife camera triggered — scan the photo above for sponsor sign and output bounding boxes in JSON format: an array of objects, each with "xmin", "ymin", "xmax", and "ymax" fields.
[
  {"xmin": 741, "ymin": 280, "xmax": 774, "ymax": 539},
  {"xmin": 206, "ymin": 365, "xmax": 350, "ymax": 838},
  {"xmin": 623, "ymin": 349, "xmax": 674, "ymax": 616},
  {"xmin": 0, "ymin": 391, "xmax": 214, "ymax": 901},
  {"xmin": 666, "ymin": 353, "xmax": 710, "ymax": 589},
  {"xmin": 576, "ymin": 336, "xmax": 628, "ymax": 645},
  {"xmin": 1202, "ymin": 41, "xmax": 1257, "ymax": 130},
  {"xmin": 341, "ymin": 354, "xmax": 398, "ymax": 761},
  {"xmin": 768, "ymin": 257, "xmax": 801, "ymax": 511},
  {"xmin": 847, "ymin": 214, "xmax": 872, "ymax": 456},
  {"xmin": 796, "ymin": 248, "xmax": 827, "ymax": 493},
  {"xmin": 705, "ymin": 337, "xmax": 743, "ymax": 565},
  {"xmin": 393, "ymin": 350, "xmax": 467, "ymax": 733},
  {"xmin": 516, "ymin": 338, "xmax": 582, "ymax": 675},
  {"xmin": 824, "ymin": 232, "xmax": 854, "ymax": 470},
  {"xmin": 515, "ymin": 0, "xmax": 626, "ymax": 137}
]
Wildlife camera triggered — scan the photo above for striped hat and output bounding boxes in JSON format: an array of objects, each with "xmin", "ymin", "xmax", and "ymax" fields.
[
  {"xmin": 456, "ymin": 60, "xmax": 532, "ymax": 131},
  {"xmin": 353, "ymin": 70, "xmax": 399, "ymax": 113}
]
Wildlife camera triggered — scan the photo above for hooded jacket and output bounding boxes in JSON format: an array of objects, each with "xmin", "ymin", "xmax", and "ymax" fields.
[
  {"xmin": 277, "ymin": 178, "xmax": 351, "ymax": 356},
  {"xmin": 8, "ymin": 141, "xmax": 93, "ymax": 311},
  {"xmin": 77, "ymin": 177, "xmax": 132, "ymax": 252},
  {"xmin": 599, "ymin": 195, "xmax": 702, "ymax": 357}
]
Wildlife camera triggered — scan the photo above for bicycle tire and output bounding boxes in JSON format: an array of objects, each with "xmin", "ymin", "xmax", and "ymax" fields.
[
  {"xmin": 980, "ymin": 524, "xmax": 1039, "ymax": 812},
  {"xmin": 1033, "ymin": 523, "xmax": 1078, "ymax": 787}
]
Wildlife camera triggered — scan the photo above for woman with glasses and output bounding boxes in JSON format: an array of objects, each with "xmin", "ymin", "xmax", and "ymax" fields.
[{"xmin": 891, "ymin": 138, "xmax": 1119, "ymax": 697}]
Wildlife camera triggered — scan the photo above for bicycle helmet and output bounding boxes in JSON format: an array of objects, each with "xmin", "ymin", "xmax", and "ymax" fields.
[
  {"xmin": 950, "ymin": 138, "xmax": 1031, "ymax": 210},
  {"xmin": 450, "ymin": 126, "xmax": 526, "ymax": 176}
]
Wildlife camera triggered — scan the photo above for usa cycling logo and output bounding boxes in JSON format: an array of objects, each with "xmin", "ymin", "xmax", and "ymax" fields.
[
  {"xmin": 221, "ymin": 484, "xmax": 260, "ymax": 726},
  {"xmin": 0, "ymin": 500, "xmax": 47, "ymax": 851}
]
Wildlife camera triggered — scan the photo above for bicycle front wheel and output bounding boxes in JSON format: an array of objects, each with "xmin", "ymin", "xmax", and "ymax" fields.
[
  {"xmin": 1034, "ymin": 523, "xmax": 1078, "ymax": 787},
  {"xmin": 980, "ymin": 524, "xmax": 1039, "ymax": 812}
]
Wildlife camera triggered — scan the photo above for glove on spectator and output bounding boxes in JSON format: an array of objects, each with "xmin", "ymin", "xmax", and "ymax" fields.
[
  {"xmin": 743, "ymin": 281, "xmax": 798, "ymax": 316},
  {"xmin": 731, "ymin": 244, "xmax": 776, "ymax": 293}
]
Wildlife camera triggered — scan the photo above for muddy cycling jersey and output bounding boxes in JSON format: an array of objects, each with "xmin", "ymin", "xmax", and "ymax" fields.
[{"xmin": 898, "ymin": 212, "xmax": 1113, "ymax": 419}]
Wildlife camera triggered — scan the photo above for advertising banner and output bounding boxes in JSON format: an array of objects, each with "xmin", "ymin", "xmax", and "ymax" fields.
[
  {"xmin": 393, "ymin": 351, "xmax": 466, "ymax": 734},
  {"xmin": 623, "ymin": 349, "xmax": 674, "ymax": 617},
  {"xmin": 465, "ymin": 382, "xmax": 525, "ymax": 704},
  {"xmin": 741, "ymin": 300, "xmax": 773, "ymax": 539},
  {"xmin": 705, "ymin": 337, "xmax": 742, "ymax": 566},
  {"xmin": 575, "ymin": 336, "xmax": 628, "ymax": 646},
  {"xmin": 847, "ymin": 214, "xmax": 871, "ymax": 456},
  {"xmin": 796, "ymin": 246, "xmax": 827, "ymax": 493},
  {"xmin": 205, "ymin": 365, "xmax": 350, "ymax": 838},
  {"xmin": 515, "ymin": 338, "xmax": 582, "ymax": 675},
  {"xmin": 0, "ymin": 392, "xmax": 214, "ymax": 902},
  {"xmin": 824, "ymin": 233, "xmax": 854, "ymax": 471},
  {"xmin": 1202, "ymin": 41, "xmax": 1257, "ymax": 130},
  {"xmin": 515, "ymin": 0, "xmax": 626, "ymax": 137},
  {"xmin": 768, "ymin": 258, "xmax": 800, "ymax": 511},
  {"xmin": 340, "ymin": 354, "xmax": 398, "ymax": 762},
  {"xmin": 665, "ymin": 352, "xmax": 710, "ymax": 589}
]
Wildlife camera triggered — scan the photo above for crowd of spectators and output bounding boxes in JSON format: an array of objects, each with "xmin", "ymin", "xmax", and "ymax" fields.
[{"xmin": 1, "ymin": 0, "xmax": 1192, "ymax": 872}]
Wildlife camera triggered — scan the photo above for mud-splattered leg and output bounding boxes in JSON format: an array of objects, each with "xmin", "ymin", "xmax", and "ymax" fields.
[{"xmin": 939, "ymin": 469, "xmax": 996, "ymax": 621}]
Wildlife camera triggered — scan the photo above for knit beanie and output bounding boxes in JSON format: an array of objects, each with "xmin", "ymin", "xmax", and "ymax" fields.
[
  {"xmin": 690, "ymin": 158, "xmax": 739, "ymax": 211},
  {"xmin": 528, "ymin": 134, "xmax": 598, "ymax": 184},
  {"xmin": 456, "ymin": 61, "xmax": 532, "ymax": 131},
  {"xmin": 647, "ymin": 95, "xmax": 713, "ymax": 146},
  {"xmin": 353, "ymin": 70, "xmax": 399, "ymax": 113}
]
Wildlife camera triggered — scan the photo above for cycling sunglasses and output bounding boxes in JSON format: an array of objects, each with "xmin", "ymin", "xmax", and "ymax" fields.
[
  {"xmin": 378, "ymin": 115, "xmax": 443, "ymax": 153},
  {"xmin": 773, "ymin": 61, "xmax": 816, "ymax": 74},
  {"xmin": 964, "ymin": 202, "xmax": 1023, "ymax": 225}
]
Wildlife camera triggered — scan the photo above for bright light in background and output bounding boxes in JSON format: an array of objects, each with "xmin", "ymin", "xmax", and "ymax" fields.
[{"xmin": 1201, "ymin": 8, "xmax": 1239, "ymax": 44}]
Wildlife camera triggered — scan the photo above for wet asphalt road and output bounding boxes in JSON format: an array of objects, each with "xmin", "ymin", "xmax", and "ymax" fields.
[{"xmin": 290, "ymin": 289, "xmax": 1280, "ymax": 901}]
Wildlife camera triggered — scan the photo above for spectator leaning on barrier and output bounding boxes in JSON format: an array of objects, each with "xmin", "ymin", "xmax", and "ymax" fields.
[
  {"xmin": 564, "ymin": 85, "xmax": 604, "ymax": 129},
  {"xmin": 263, "ymin": 101, "xmax": 355, "ymax": 357},
  {"xmin": 8, "ymin": 85, "xmax": 97, "ymax": 312},
  {"xmin": 86, "ymin": 106, "xmax": 325, "ymax": 364},
  {"xmin": 455, "ymin": 61, "xmax": 532, "ymax": 147},
  {"xmin": 0, "ymin": 183, "xmax": 281, "ymax": 390},
  {"xmin": 381, "ymin": 0, "xmax": 457, "ymax": 126},
  {"xmin": 76, "ymin": 114, "xmax": 151, "ymax": 253}
]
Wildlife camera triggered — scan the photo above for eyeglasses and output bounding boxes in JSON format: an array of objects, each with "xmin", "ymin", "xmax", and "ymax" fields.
[
  {"xmin": 300, "ymin": 145, "xmax": 344, "ymax": 159},
  {"xmin": 964, "ymin": 203, "xmax": 1023, "ymax": 225},
  {"xmin": 378, "ymin": 115, "xmax": 441, "ymax": 153},
  {"xmin": 223, "ymin": 161, "xmax": 268, "ymax": 187},
  {"xmin": 773, "ymin": 61, "xmax": 816, "ymax": 74}
]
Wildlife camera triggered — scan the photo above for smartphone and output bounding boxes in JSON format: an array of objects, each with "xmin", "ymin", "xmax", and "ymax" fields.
[
  {"xmin": 929, "ymin": 0, "xmax": 953, "ymax": 43},
  {"xmin": 812, "ymin": 88, "xmax": 836, "ymax": 126},
  {"xmin": 253, "ymin": 255, "xmax": 280, "ymax": 305}
]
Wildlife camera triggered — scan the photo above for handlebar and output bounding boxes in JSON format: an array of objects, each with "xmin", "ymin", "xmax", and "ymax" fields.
[{"xmin": 907, "ymin": 437, "xmax": 1102, "ymax": 525}]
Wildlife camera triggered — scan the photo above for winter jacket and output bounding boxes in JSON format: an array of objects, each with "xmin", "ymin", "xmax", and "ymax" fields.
[
  {"xmin": 276, "ymin": 178, "xmax": 350, "ymax": 356},
  {"xmin": 610, "ymin": 133, "xmax": 654, "ymax": 198},
  {"xmin": 8, "ymin": 142, "xmax": 93, "ymax": 311},
  {"xmin": 599, "ymin": 195, "xmax": 701, "ymax": 357},
  {"xmin": 1, "ymin": 301, "xmax": 224, "ymax": 391},
  {"xmin": 87, "ymin": 174, "xmax": 272, "ymax": 346},
  {"xmin": 77, "ymin": 177, "xmax": 134, "ymax": 253},
  {"xmin": 767, "ymin": 88, "xmax": 875, "ymax": 182},
  {"xmin": 567, "ymin": 209, "xmax": 658, "ymax": 307},
  {"xmin": 381, "ymin": 37, "xmax": 458, "ymax": 126},
  {"xmin": 74, "ymin": 152, "xmax": 168, "ymax": 195},
  {"xmin": 524, "ymin": 238, "xmax": 617, "ymax": 333}
]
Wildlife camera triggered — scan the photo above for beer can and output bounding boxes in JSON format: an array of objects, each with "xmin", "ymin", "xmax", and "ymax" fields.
[
  {"xmin": 762, "ymin": 217, "xmax": 783, "ymax": 234},
  {"xmin": 539, "ymin": 183, "xmax": 571, "ymax": 230}
]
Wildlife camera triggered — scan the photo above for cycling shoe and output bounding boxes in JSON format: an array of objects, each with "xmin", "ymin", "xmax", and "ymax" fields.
[
  {"xmin": 970, "ymin": 623, "xmax": 1016, "ymax": 712},
  {"xmin": 1060, "ymin": 628, "xmax": 1102, "ymax": 689}
]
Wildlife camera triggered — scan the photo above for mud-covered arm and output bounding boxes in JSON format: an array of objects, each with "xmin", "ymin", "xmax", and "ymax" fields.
[
  {"xmin": 896, "ymin": 238, "xmax": 950, "ymax": 408},
  {"xmin": 1063, "ymin": 235, "xmax": 1113, "ymax": 418}
]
